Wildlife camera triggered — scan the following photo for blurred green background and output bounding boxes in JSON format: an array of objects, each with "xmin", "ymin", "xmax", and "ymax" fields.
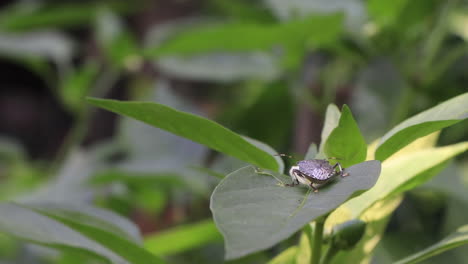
[{"xmin": 0, "ymin": 0, "xmax": 467, "ymax": 263}]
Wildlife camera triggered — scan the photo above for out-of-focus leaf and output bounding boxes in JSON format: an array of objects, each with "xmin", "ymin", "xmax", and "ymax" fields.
[
  {"xmin": 0, "ymin": 202, "xmax": 165, "ymax": 264},
  {"xmin": 449, "ymin": 9, "xmax": 468, "ymax": 42},
  {"xmin": 268, "ymin": 246, "xmax": 298, "ymax": 264},
  {"xmin": 351, "ymin": 60, "xmax": 405, "ymax": 141},
  {"xmin": 30, "ymin": 203, "xmax": 142, "ymax": 243},
  {"xmin": 367, "ymin": 0, "xmax": 409, "ymax": 27},
  {"xmin": 145, "ymin": 13, "xmax": 343, "ymax": 57},
  {"xmin": 324, "ymin": 105, "xmax": 367, "ymax": 167},
  {"xmin": 336, "ymin": 142, "xmax": 468, "ymax": 220},
  {"xmin": 210, "ymin": 161, "xmax": 381, "ymax": 259},
  {"xmin": 0, "ymin": 2, "xmax": 137, "ymax": 31},
  {"xmin": 146, "ymin": 20, "xmax": 281, "ymax": 82},
  {"xmin": 61, "ymin": 61, "xmax": 99, "ymax": 112},
  {"xmin": 17, "ymin": 150, "xmax": 96, "ymax": 204},
  {"xmin": 295, "ymin": 225, "xmax": 313, "ymax": 264},
  {"xmin": 329, "ymin": 196, "xmax": 403, "ymax": 264},
  {"xmin": 264, "ymin": 0, "xmax": 366, "ymax": 32},
  {"xmin": 233, "ymin": 82, "xmax": 293, "ymax": 151},
  {"xmin": 0, "ymin": 31, "xmax": 74, "ymax": 62},
  {"xmin": 87, "ymin": 97, "xmax": 280, "ymax": 171},
  {"xmin": 95, "ymin": 8, "xmax": 140, "ymax": 70},
  {"xmin": 208, "ymin": 0, "xmax": 275, "ymax": 22},
  {"xmin": 319, "ymin": 104, "xmax": 341, "ymax": 156},
  {"xmin": 155, "ymin": 52, "xmax": 281, "ymax": 82},
  {"xmin": 144, "ymin": 219, "xmax": 222, "ymax": 256},
  {"xmin": 395, "ymin": 225, "xmax": 468, "ymax": 264},
  {"xmin": 375, "ymin": 93, "xmax": 468, "ymax": 161}
]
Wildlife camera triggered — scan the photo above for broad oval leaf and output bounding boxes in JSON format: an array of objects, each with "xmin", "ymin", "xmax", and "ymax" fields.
[
  {"xmin": 324, "ymin": 105, "xmax": 367, "ymax": 167},
  {"xmin": 210, "ymin": 161, "xmax": 381, "ymax": 259},
  {"xmin": 375, "ymin": 93, "xmax": 468, "ymax": 161},
  {"xmin": 395, "ymin": 224, "xmax": 468, "ymax": 264},
  {"xmin": 87, "ymin": 98, "xmax": 280, "ymax": 171},
  {"xmin": 0, "ymin": 202, "xmax": 165, "ymax": 264}
]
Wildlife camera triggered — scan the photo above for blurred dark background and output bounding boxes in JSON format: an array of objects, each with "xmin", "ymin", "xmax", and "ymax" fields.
[{"xmin": 0, "ymin": 0, "xmax": 467, "ymax": 263}]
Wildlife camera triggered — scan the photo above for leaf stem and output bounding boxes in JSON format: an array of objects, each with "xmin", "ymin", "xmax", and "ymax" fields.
[
  {"xmin": 311, "ymin": 216, "xmax": 326, "ymax": 264},
  {"xmin": 320, "ymin": 244, "xmax": 339, "ymax": 264}
]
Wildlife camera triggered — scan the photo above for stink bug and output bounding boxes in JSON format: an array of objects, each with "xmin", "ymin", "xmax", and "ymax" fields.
[{"xmin": 278, "ymin": 155, "xmax": 349, "ymax": 192}]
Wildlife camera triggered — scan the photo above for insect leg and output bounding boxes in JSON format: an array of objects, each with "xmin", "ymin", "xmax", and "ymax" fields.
[
  {"xmin": 310, "ymin": 183, "xmax": 319, "ymax": 192},
  {"xmin": 286, "ymin": 167, "xmax": 300, "ymax": 186},
  {"xmin": 332, "ymin": 162, "xmax": 349, "ymax": 177}
]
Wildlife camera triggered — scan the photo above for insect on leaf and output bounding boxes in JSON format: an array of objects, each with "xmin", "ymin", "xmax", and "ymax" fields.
[{"xmin": 210, "ymin": 161, "xmax": 381, "ymax": 259}]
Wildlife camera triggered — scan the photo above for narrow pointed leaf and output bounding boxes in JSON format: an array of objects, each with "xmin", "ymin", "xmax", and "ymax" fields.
[
  {"xmin": 87, "ymin": 98, "xmax": 279, "ymax": 171},
  {"xmin": 324, "ymin": 105, "xmax": 367, "ymax": 167},
  {"xmin": 395, "ymin": 225, "xmax": 468, "ymax": 264},
  {"xmin": 375, "ymin": 93, "xmax": 468, "ymax": 161},
  {"xmin": 144, "ymin": 219, "xmax": 222, "ymax": 256},
  {"xmin": 319, "ymin": 104, "xmax": 340, "ymax": 155},
  {"xmin": 145, "ymin": 14, "xmax": 343, "ymax": 57},
  {"xmin": 210, "ymin": 161, "xmax": 381, "ymax": 259},
  {"xmin": 0, "ymin": 202, "xmax": 165, "ymax": 264},
  {"xmin": 337, "ymin": 142, "xmax": 468, "ymax": 219}
]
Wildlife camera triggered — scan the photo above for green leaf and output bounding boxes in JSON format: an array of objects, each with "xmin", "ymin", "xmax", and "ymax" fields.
[
  {"xmin": 395, "ymin": 224, "xmax": 468, "ymax": 264},
  {"xmin": 367, "ymin": 0, "xmax": 409, "ymax": 26},
  {"xmin": 329, "ymin": 196, "xmax": 403, "ymax": 264},
  {"xmin": 0, "ymin": 2, "xmax": 137, "ymax": 31},
  {"xmin": 324, "ymin": 105, "xmax": 367, "ymax": 167},
  {"xmin": 61, "ymin": 61, "xmax": 99, "ymax": 112},
  {"xmin": 268, "ymin": 246, "xmax": 298, "ymax": 264},
  {"xmin": 337, "ymin": 142, "xmax": 468, "ymax": 220},
  {"xmin": 329, "ymin": 219, "xmax": 366, "ymax": 250},
  {"xmin": 375, "ymin": 93, "xmax": 468, "ymax": 161},
  {"xmin": 145, "ymin": 13, "xmax": 343, "ymax": 57},
  {"xmin": 210, "ymin": 161, "xmax": 381, "ymax": 259},
  {"xmin": 318, "ymin": 104, "xmax": 341, "ymax": 157},
  {"xmin": 95, "ymin": 8, "xmax": 140, "ymax": 69},
  {"xmin": 0, "ymin": 202, "xmax": 165, "ymax": 264},
  {"xmin": 144, "ymin": 219, "xmax": 222, "ymax": 256},
  {"xmin": 29, "ymin": 203, "xmax": 142, "ymax": 243},
  {"xmin": 86, "ymin": 98, "xmax": 280, "ymax": 171}
]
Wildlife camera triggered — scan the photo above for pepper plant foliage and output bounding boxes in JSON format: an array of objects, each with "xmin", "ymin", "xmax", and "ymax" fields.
[{"xmin": 87, "ymin": 92, "xmax": 468, "ymax": 263}]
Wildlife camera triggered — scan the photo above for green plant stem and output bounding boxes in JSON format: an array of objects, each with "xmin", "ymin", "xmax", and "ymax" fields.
[
  {"xmin": 421, "ymin": 0, "xmax": 456, "ymax": 72},
  {"xmin": 49, "ymin": 68, "xmax": 119, "ymax": 173},
  {"xmin": 311, "ymin": 216, "xmax": 326, "ymax": 264},
  {"xmin": 320, "ymin": 245, "xmax": 339, "ymax": 264}
]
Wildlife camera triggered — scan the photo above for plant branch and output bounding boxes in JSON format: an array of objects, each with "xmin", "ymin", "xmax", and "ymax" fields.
[
  {"xmin": 320, "ymin": 244, "xmax": 339, "ymax": 264},
  {"xmin": 311, "ymin": 216, "xmax": 326, "ymax": 264}
]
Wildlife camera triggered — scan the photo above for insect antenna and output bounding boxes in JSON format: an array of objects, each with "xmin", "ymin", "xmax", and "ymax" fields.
[
  {"xmin": 274, "ymin": 153, "xmax": 293, "ymax": 159},
  {"xmin": 326, "ymin": 157, "xmax": 342, "ymax": 160}
]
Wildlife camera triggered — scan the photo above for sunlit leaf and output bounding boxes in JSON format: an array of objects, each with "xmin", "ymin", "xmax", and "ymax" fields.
[
  {"xmin": 337, "ymin": 142, "xmax": 468, "ymax": 220},
  {"xmin": 318, "ymin": 104, "xmax": 341, "ymax": 156},
  {"xmin": 324, "ymin": 105, "xmax": 367, "ymax": 167},
  {"xmin": 375, "ymin": 93, "xmax": 468, "ymax": 161}
]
